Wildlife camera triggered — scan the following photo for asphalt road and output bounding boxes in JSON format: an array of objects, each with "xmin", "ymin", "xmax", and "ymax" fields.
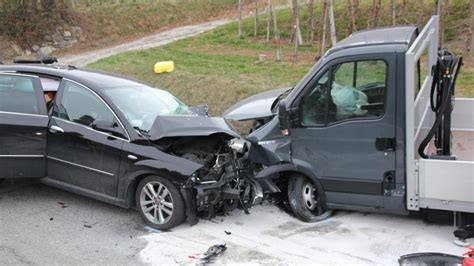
[
  {"xmin": 0, "ymin": 179, "xmax": 147, "ymax": 265},
  {"xmin": 0, "ymin": 179, "xmax": 466, "ymax": 265}
]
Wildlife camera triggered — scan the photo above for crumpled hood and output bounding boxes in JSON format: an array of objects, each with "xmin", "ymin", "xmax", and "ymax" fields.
[
  {"xmin": 223, "ymin": 88, "xmax": 289, "ymax": 121},
  {"xmin": 148, "ymin": 115, "xmax": 240, "ymax": 141}
]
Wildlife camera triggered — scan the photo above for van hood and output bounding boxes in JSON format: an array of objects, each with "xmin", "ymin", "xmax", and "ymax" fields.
[
  {"xmin": 148, "ymin": 115, "xmax": 240, "ymax": 141},
  {"xmin": 223, "ymin": 88, "xmax": 290, "ymax": 121}
]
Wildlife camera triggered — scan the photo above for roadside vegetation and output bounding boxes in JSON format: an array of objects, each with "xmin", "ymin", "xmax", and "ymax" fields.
[
  {"xmin": 0, "ymin": 0, "xmax": 239, "ymax": 58},
  {"xmin": 89, "ymin": 1, "xmax": 473, "ymax": 116}
]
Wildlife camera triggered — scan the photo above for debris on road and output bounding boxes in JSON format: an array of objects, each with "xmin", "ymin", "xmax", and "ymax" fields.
[
  {"xmin": 57, "ymin": 202, "xmax": 68, "ymax": 208},
  {"xmin": 224, "ymin": 230, "xmax": 231, "ymax": 235},
  {"xmin": 84, "ymin": 224, "xmax": 92, "ymax": 229},
  {"xmin": 49, "ymin": 217, "xmax": 53, "ymax": 221},
  {"xmin": 454, "ymin": 224, "xmax": 474, "ymax": 246},
  {"xmin": 398, "ymin": 252, "xmax": 463, "ymax": 265},
  {"xmin": 200, "ymin": 244, "xmax": 227, "ymax": 264},
  {"xmin": 144, "ymin": 226, "xmax": 161, "ymax": 233}
]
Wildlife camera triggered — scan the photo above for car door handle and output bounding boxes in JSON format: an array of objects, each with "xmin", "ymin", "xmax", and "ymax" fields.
[{"xmin": 49, "ymin": 125, "xmax": 64, "ymax": 134}]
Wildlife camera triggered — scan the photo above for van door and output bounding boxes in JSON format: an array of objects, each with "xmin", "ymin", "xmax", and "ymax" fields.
[
  {"xmin": 0, "ymin": 73, "xmax": 48, "ymax": 178},
  {"xmin": 290, "ymin": 54, "xmax": 400, "ymax": 212}
]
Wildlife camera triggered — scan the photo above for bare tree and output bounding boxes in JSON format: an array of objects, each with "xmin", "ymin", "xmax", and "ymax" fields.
[
  {"xmin": 437, "ymin": 0, "xmax": 444, "ymax": 47},
  {"xmin": 254, "ymin": 0, "xmax": 258, "ymax": 37},
  {"xmin": 238, "ymin": 0, "xmax": 243, "ymax": 38},
  {"xmin": 306, "ymin": 0, "xmax": 314, "ymax": 45},
  {"xmin": 390, "ymin": 0, "xmax": 396, "ymax": 25},
  {"xmin": 467, "ymin": 0, "xmax": 474, "ymax": 57},
  {"xmin": 418, "ymin": 0, "xmax": 425, "ymax": 27},
  {"xmin": 367, "ymin": 0, "xmax": 381, "ymax": 28},
  {"xmin": 397, "ymin": 0, "xmax": 405, "ymax": 23},
  {"xmin": 328, "ymin": 0, "xmax": 336, "ymax": 46},
  {"xmin": 347, "ymin": 0, "xmax": 358, "ymax": 34},
  {"xmin": 271, "ymin": 1, "xmax": 282, "ymax": 61},
  {"xmin": 266, "ymin": 0, "xmax": 272, "ymax": 42},
  {"xmin": 319, "ymin": 0, "xmax": 328, "ymax": 58},
  {"xmin": 292, "ymin": 0, "xmax": 301, "ymax": 63},
  {"xmin": 291, "ymin": 0, "xmax": 303, "ymax": 45}
]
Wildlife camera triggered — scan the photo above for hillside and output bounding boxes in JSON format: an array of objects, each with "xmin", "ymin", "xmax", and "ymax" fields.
[
  {"xmin": 0, "ymin": 0, "xmax": 239, "ymax": 60},
  {"xmin": 89, "ymin": 1, "xmax": 473, "ymax": 116}
]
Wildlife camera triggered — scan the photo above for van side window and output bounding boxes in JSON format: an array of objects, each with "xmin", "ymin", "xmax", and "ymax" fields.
[
  {"xmin": 56, "ymin": 81, "xmax": 114, "ymax": 127},
  {"xmin": 0, "ymin": 75, "xmax": 40, "ymax": 115},
  {"xmin": 301, "ymin": 60, "xmax": 387, "ymax": 126}
]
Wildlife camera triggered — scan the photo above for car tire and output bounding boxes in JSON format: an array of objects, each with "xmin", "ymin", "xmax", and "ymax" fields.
[
  {"xmin": 288, "ymin": 174, "xmax": 332, "ymax": 222},
  {"xmin": 0, "ymin": 178, "xmax": 4, "ymax": 184},
  {"xmin": 136, "ymin": 175, "xmax": 186, "ymax": 230}
]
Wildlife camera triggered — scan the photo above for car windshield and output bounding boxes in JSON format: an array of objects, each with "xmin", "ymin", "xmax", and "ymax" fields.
[{"xmin": 102, "ymin": 86, "xmax": 192, "ymax": 132}]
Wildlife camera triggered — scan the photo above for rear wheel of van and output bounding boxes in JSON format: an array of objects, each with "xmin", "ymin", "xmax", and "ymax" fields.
[
  {"xmin": 136, "ymin": 175, "xmax": 186, "ymax": 230},
  {"xmin": 288, "ymin": 175, "xmax": 332, "ymax": 222}
]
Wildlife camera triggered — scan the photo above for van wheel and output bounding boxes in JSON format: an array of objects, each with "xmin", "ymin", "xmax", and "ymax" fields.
[
  {"xmin": 288, "ymin": 175, "xmax": 332, "ymax": 222},
  {"xmin": 136, "ymin": 175, "xmax": 185, "ymax": 230}
]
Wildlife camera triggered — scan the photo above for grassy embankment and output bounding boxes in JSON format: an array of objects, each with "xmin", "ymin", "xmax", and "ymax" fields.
[{"xmin": 89, "ymin": 1, "xmax": 473, "ymax": 116}]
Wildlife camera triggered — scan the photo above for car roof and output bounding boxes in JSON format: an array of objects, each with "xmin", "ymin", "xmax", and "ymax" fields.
[
  {"xmin": 0, "ymin": 64, "xmax": 148, "ymax": 90},
  {"xmin": 327, "ymin": 25, "xmax": 418, "ymax": 55}
]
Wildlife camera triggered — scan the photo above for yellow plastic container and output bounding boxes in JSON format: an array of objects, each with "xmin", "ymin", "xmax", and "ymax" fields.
[{"xmin": 154, "ymin": 61, "xmax": 175, "ymax": 74}]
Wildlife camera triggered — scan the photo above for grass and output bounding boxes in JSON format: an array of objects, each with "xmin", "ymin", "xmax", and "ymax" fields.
[{"xmin": 88, "ymin": 3, "xmax": 473, "ymax": 116}]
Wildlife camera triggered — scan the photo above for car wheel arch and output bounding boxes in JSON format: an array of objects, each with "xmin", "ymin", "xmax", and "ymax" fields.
[{"xmin": 124, "ymin": 168, "xmax": 187, "ymax": 209}]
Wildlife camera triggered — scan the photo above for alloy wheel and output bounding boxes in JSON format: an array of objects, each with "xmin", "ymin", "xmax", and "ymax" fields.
[{"xmin": 140, "ymin": 181, "xmax": 174, "ymax": 225}]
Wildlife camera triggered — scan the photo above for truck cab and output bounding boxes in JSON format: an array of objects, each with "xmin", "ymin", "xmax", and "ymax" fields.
[{"xmin": 225, "ymin": 16, "xmax": 473, "ymax": 222}]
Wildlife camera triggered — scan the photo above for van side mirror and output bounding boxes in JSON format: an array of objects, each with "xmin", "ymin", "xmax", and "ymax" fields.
[{"xmin": 278, "ymin": 99, "xmax": 290, "ymax": 136}]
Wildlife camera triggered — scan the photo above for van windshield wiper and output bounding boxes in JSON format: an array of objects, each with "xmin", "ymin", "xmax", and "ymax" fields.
[{"xmin": 133, "ymin": 126, "xmax": 150, "ymax": 137}]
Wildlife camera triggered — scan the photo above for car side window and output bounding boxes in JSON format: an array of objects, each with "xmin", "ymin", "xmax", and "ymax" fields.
[
  {"xmin": 301, "ymin": 60, "xmax": 387, "ymax": 126},
  {"xmin": 57, "ymin": 81, "xmax": 114, "ymax": 127},
  {"xmin": 0, "ymin": 75, "xmax": 40, "ymax": 115}
]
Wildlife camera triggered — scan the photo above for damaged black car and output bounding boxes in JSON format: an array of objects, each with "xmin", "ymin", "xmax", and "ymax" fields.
[{"xmin": 0, "ymin": 65, "xmax": 266, "ymax": 230}]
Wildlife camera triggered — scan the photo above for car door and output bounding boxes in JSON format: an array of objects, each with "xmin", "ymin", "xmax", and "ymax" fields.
[
  {"xmin": 0, "ymin": 73, "xmax": 48, "ymax": 178},
  {"xmin": 290, "ymin": 54, "xmax": 398, "ymax": 211},
  {"xmin": 47, "ymin": 79, "xmax": 128, "ymax": 197}
]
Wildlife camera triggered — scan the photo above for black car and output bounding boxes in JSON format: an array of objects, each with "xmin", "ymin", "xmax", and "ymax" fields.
[{"xmin": 0, "ymin": 65, "xmax": 262, "ymax": 230}]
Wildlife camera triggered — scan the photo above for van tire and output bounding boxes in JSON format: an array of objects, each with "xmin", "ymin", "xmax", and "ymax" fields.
[{"xmin": 288, "ymin": 175, "xmax": 332, "ymax": 222}]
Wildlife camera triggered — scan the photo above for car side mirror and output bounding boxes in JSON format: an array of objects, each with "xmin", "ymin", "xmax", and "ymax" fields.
[
  {"xmin": 278, "ymin": 99, "xmax": 290, "ymax": 136},
  {"xmin": 92, "ymin": 120, "xmax": 123, "ymax": 137}
]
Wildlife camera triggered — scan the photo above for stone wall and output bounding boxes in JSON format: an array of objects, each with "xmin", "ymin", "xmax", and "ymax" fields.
[{"xmin": 1, "ymin": 26, "xmax": 84, "ymax": 62}]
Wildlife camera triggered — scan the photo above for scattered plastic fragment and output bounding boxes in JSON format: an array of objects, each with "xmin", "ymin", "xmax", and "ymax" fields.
[
  {"xmin": 224, "ymin": 230, "xmax": 231, "ymax": 235},
  {"xmin": 200, "ymin": 244, "xmax": 227, "ymax": 263},
  {"xmin": 144, "ymin": 226, "xmax": 161, "ymax": 233},
  {"xmin": 57, "ymin": 202, "xmax": 68, "ymax": 208},
  {"xmin": 84, "ymin": 224, "xmax": 92, "ymax": 228},
  {"xmin": 49, "ymin": 217, "xmax": 54, "ymax": 221}
]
